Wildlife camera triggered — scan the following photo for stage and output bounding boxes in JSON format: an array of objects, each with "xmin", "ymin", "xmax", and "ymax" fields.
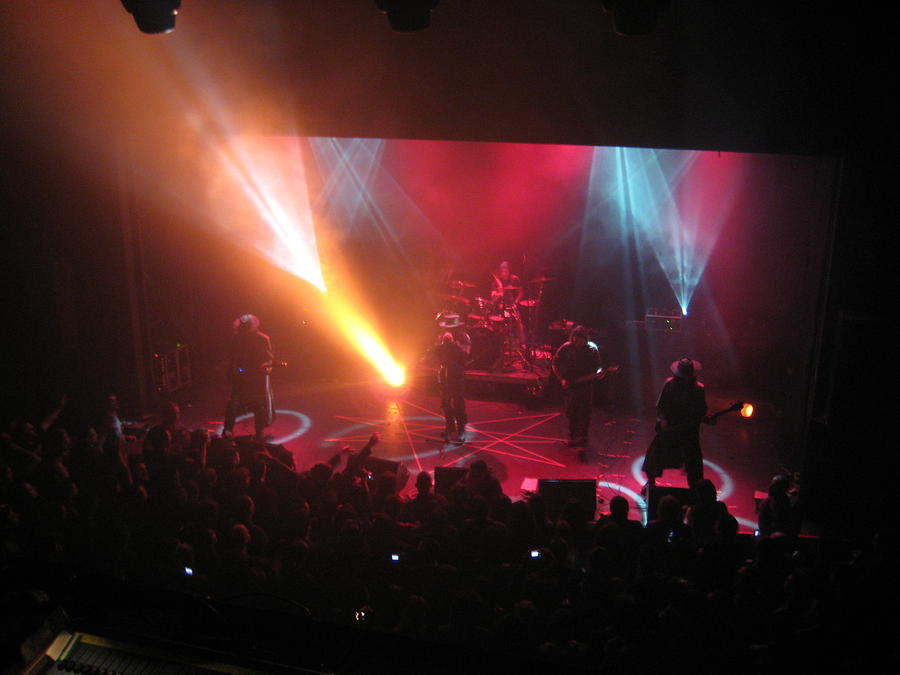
[{"xmin": 180, "ymin": 374, "xmax": 783, "ymax": 535}]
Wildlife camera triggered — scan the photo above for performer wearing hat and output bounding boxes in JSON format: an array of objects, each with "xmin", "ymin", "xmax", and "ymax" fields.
[
  {"xmin": 642, "ymin": 357, "xmax": 716, "ymax": 490},
  {"xmin": 223, "ymin": 314, "xmax": 275, "ymax": 441}
]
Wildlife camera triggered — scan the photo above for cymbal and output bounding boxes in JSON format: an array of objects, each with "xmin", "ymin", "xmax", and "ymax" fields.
[
  {"xmin": 529, "ymin": 276, "xmax": 555, "ymax": 284},
  {"xmin": 518, "ymin": 299, "xmax": 538, "ymax": 307},
  {"xmin": 501, "ymin": 285, "xmax": 521, "ymax": 291},
  {"xmin": 440, "ymin": 294, "xmax": 471, "ymax": 305},
  {"xmin": 449, "ymin": 280, "xmax": 476, "ymax": 288}
]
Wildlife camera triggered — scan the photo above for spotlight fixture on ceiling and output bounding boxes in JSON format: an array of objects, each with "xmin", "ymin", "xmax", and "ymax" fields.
[
  {"xmin": 120, "ymin": 0, "xmax": 181, "ymax": 34},
  {"xmin": 601, "ymin": 0, "xmax": 668, "ymax": 36},
  {"xmin": 376, "ymin": 0, "xmax": 439, "ymax": 32}
]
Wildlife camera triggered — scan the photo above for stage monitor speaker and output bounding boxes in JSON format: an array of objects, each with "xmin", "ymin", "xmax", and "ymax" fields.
[
  {"xmin": 434, "ymin": 466, "xmax": 468, "ymax": 496},
  {"xmin": 646, "ymin": 486, "xmax": 695, "ymax": 521},
  {"xmin": 538, "ymin": 478, "xmax": 597, "ymax": 520},
  {"xmin": 365, "ymin": 456, "xmax": 410, "ymax": 491}
]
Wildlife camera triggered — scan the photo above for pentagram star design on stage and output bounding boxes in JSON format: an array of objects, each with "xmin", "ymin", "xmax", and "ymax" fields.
[{"xmin": 323, "ymin": 399, "xmax": 567, "ymax": 472}]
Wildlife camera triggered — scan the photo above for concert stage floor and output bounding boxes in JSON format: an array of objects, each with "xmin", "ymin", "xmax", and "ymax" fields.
[{"xmin": 182, "ymin": 377, "xmax": 784, "ymax": 534}]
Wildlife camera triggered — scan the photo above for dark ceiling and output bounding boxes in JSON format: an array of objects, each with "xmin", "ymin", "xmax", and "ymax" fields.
[{"xmin": 0, "ymin": 1, "xmax": 883, "ymax": 156}]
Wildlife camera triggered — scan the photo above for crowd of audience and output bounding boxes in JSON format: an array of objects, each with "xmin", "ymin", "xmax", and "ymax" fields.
[{"xmin": 1, "ymin": 394, "xmax": 896, "ymax": 672}]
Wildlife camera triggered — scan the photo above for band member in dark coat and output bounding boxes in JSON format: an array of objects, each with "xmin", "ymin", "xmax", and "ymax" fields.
[
  {"xmin": 552, "ymin": 325, "xmax": 601, "ymax": 447},
  {"xmin": 223, "ymin": 314, "xmax": 274, "ymax": 441},
  {"xmin": 642, "ymin": 357, "xmax": 715, "ymax": 490},
  {"xmin": 435, "ymin": 331, "xmax": 468, "ymax": 443}
]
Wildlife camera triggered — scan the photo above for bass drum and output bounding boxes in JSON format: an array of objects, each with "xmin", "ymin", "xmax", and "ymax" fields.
[{"xmin": 467, "ymin": 325, "xmax": 501, "ymax": 371}]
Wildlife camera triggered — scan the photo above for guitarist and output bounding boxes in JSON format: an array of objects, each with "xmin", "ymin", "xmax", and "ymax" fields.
[
  {"xmin": 642, "ymin": 357, "xmax": 715, "ymax": 491},
  {"xmin": 223, "ymin": 314, "xmax": 275, "ymax": 441},
  {"xmin": 552, "ymin": 325, "xmax": 602, "ymax": 447}
]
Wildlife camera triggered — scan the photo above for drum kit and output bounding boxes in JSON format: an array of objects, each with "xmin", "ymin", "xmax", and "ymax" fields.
[{"xmin": 435, "ymin": 273, "xmax": 556, "ymax": 372}]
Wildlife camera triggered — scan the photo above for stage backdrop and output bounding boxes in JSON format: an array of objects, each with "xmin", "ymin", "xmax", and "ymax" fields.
[{"xmin": 170, "ymin": 136, "xmax": 837, "ymax": 425}]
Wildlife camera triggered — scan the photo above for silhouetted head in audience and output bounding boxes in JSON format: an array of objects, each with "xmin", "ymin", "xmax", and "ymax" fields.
[
  {"xmin": 415, "ymin": 471, "xmax": 432, "ymax": 495},
  {"xmin": 715, "ymin": 512, "xmax": 738, "ymax": 540},
  {"xmin": 44, "ymin": 428, "xmax": 71, "ymax": 461},
  {"xmin": 230, "ymin": 467, "xmax": 251, "ymax": 494},
  {"xmin": 223, "ymin": 523, "xmax": 251, "ymax": 557},
  {"xmin": 232, "ymin": 493, "xmax": 255, "ymax": 525},
  {"xmin": 509, "ymin": 500, "xmax": 536, "ymax": 530},
  {"xmin": 656, "ymin": 494, "xmax": 684, "ymax": 526},
  {"xmin": 561, "ymin": 498, "xmax": 588, "ymax": 530},
  {"xmin": 609, "ymin": 495, "xmax": 630, "ymax": 522},
  {"xmin": 308, "ymin": 462, "xmax": 333, "ymax": 487},
  {"xmin": 768, "ymin": 473, "xmax": 790, "ymax": 497},
  {"xmin": 694, "ymin": 478, "xmax": 718, "ymax": 504},
  {"xmin": 528, "ymin": 492, "xmax": 549, "ymax": 524},
  {"xmin": 145, "ymin": 425, "xmax": 171, "ymax": 454},
  {"xmin": 468, "ymin": 459, "xmax": 489, "ymax": 480},
  {"xmin": 190, "ymin": 428, "xmax": 210, "ymax": 450},
  {"xmin": 160, "ymin": 400, "xmax": 181, "ymax": 429}
]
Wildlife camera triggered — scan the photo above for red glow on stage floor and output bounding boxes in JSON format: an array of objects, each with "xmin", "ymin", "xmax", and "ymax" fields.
[{"xmin": 195, "ymin": 379, "xmax": 780, "ymax": 534}]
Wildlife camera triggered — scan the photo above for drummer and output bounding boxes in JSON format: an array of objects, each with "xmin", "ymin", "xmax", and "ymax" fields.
[
  {"xmin": 489, "ymin": 261, "xmax": 526, "ymax": 350},
  {"xmin": 490, "ymin": 261, "xmax": 523, "ymax": 308}
]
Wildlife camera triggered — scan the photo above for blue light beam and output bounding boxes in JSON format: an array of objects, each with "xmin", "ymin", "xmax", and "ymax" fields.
[{"xmin": 615, "ymin": 147, "xmax": 702, "ymax": 315}]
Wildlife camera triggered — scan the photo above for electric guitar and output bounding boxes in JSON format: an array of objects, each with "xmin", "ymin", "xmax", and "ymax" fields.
[
  {"xmin": 644, "ymin": 401, "xmax": 746, "ymax": 474},
  {"xmin": 231, "ymin": 360, "xmax": 287, "ymax": 382},
  {"xmin": 561, "ymin": 365, "xmax": 620, "ymax": 389},
  {"xmin": 655, "ymin": 401, "xmax": 744, "ymax": 433}
]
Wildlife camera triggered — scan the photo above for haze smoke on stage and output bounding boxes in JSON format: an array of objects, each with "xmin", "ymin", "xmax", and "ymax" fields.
[
  {"xmin": 205, "ymin": 135, "xmax": 406, "ymax": 386},
  {"xmin": 338, "ymin": 311, "xmax": 406, "ymax": 387},
  {"xmin": 307, "ymin": 136, "xmax": 443, "ymax": 265},
  {"xmin": 160, "ymin": 30, "xmax": 409, "ymax": 387},
  {"xmin": 309, "ymin": 137, "xmax": 387, "ymax": 231},
  {"xmin": 583, "ymin": 146, "xmax": 735, "ymax": 316},
  {"xmin": 206, "ymin": 134, "xmax": 326, "ymax": 292}
]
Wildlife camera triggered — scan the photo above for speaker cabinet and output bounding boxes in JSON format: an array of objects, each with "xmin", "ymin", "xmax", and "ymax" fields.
[{"xmin": 538, "ymin": 478, "xmax": 598, "ymax": 520}]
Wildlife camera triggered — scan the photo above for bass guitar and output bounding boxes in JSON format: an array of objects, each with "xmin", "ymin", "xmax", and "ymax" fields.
[{"xmin": 561, "ymin": 365, "xmax": 620, "ymax": 390}]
